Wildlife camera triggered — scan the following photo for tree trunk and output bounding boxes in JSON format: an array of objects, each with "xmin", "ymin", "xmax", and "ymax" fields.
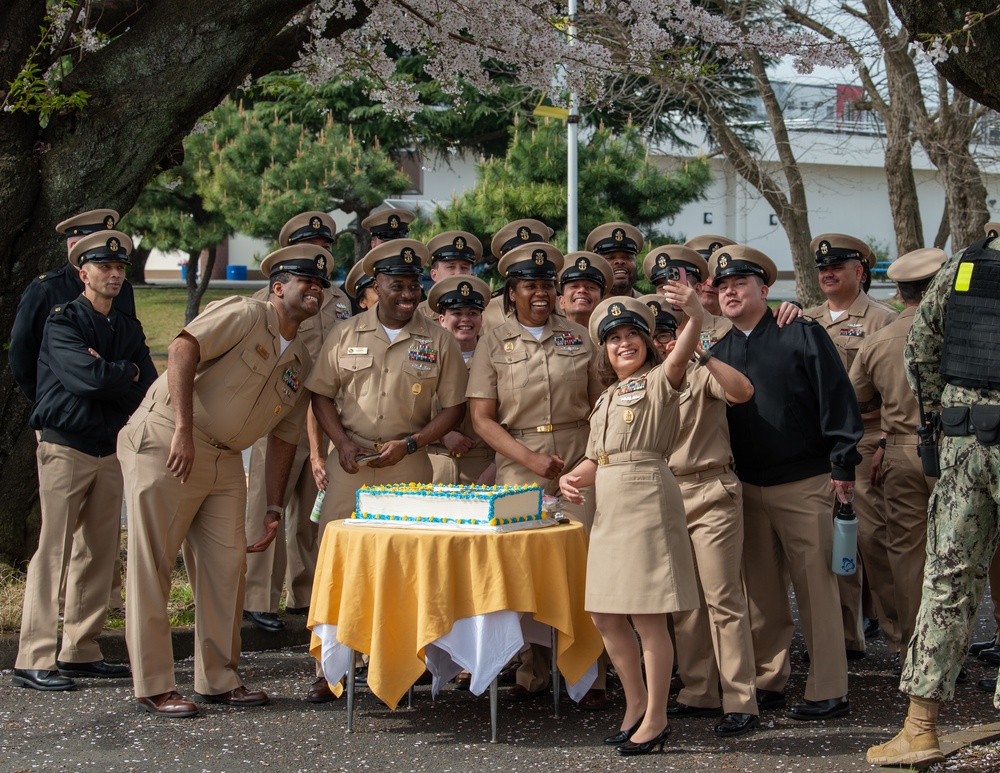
[
  {"xmin": 0, "ymin": 0, "xmax": 345, "ymax": 564},
  {"xmin": 185, "ymin": 246, "xmax": 217, "ymax": 324}
]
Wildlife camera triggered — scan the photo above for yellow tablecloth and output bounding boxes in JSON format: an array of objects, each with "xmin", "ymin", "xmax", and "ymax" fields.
[{"xmin": 308, "ymin": 520, "xmax": 603, "ymax": 710}]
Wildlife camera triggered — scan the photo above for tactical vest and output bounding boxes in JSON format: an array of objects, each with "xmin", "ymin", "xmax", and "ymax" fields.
[{"xmin": 940, "ymin": 238, "xmax": 1000, "ymax": 390}]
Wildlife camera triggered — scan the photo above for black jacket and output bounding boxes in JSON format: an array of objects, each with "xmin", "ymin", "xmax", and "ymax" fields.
[
  {"xmin": 711, "ymin": 311, "xmax": 863, "ymax": 485},
  {"xmin": 30, "ymin": 295, "xmax": 156, "ymax": 457},
  {"xmin": 9, "ymin": 264, "xmax": 136, "ymax": 402}
]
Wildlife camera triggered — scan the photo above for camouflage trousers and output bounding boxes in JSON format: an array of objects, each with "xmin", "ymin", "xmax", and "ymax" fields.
[{"xmin": 900, "ymin": 435, "xmax": 1000, "ymax": 706}]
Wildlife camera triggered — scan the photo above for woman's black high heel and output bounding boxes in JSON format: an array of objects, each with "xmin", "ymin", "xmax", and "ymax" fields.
[
  {"xmin": 616, "ymin": 724, "xmax": 671, "ymax": 755},
  {"xmin": 603, "ymin": 714, "xmax": 644, "ymax": 745}
]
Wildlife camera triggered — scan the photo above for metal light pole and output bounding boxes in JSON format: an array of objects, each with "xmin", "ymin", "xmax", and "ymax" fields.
[{"xmin": 566, "ymin": 0, "xmax": 579, "ymax": 252}]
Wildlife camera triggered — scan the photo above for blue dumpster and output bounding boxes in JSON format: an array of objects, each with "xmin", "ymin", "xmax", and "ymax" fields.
[{"xmin": 226, "ymin": 265, "xmax": 248, "ymax": 280}]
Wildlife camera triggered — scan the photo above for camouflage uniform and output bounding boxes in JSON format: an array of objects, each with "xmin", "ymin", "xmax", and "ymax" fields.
[{"xmin": 900, "ymin": 249, "xmax": 1000, "ymax": 707}]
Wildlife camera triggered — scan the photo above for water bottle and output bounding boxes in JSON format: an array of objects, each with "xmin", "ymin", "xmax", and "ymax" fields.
[
  {"xmin": 310, "ymin": 489, "xmax": 326, "ymax": 524},
  {"xmin": 831, "ymin": 500, "xmax": 858, "ymax": 576}
]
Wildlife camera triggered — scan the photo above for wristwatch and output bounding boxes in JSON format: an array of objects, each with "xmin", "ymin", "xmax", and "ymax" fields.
[
  {"xmin": 266, "ymin": 505, "xmax": 284, "ymax": 521},
  {"xmin": 405, "ymin": 436, "xmax": 418, "ymax": 455},
  {"xmin": 878, "ymin": 437, "xmax": 887, "ymax": 449}
]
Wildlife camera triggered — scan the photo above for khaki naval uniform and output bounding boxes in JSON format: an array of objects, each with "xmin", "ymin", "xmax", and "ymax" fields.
[
  {"xmin": 849, "ymin": 306, "xmax": 933, "ymax": 651},
  {"xmin": 806, "ymin": 292, "xmax": 898, "ymax": 652},
  {"xmin": 586, "ymin": 363, "xmax": 698, "ymax": 613},
  {"xmin": 243, "ymin": 286, "xmax": 352, "ymax": 614},
  {"xmin": 668, "ymin": 364, "xmax": 758, "ymax": 714},
  {"xmin": 700, "ymin": 312, "xmax": 732, "ymax": 350},
  {"xmin": 120, "ymin": 297, "xmax": 312, "ymax": 698},
  {"xmin": 305, "ymin": 305, "xmax": 468, "ymax": 524},
  {"xmin": 429, "ymin": 354, "xmax": 495, "ymax": 484},
  {"xmin": 467, "ymin": 312, "xmax": 600, "ymax": 691}
]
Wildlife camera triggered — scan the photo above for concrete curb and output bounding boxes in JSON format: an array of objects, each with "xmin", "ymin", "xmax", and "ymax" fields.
[{"xmin": 0, "ymin": 614, "xmax": 312, "ymax": 670}]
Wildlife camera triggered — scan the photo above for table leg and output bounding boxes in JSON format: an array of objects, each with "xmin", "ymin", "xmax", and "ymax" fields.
[
  {"xmin": 408, "ymin": 685, "xmax": 414, "ymax": 708},
  {"xmin": 551, "ymin": 627, "xmax": 561, "ymax": 718},
  {"xmin": 346, "ymin": 647, "xmax": 356, "ymax": 732},
  {"xmin": 490, "ymin": 675, "xmax": 498, "ymax": 744}
]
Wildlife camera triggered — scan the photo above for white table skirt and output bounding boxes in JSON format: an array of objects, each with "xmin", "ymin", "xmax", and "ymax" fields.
[{"xmin": 314, "ymin": 611, "xmax": 598, "ymax": 702}]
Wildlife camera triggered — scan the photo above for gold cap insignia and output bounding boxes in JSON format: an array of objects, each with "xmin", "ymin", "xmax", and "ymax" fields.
[
  {"xmin": 402, "ymin": 247, "xmax": 414, "ymax": 263},
  {"xmin": 576, "ymin": 258, "xmax": 588, "ymax": 271},
  {"xmin": 991, "ymin": 229, "xmax": 999, "ymax": 238},
  {"xmin": 613, "ymin": 228, "xmax": 625, "ymax": 242},
  {"xmin": 108, "ymin": 237, "xmax": 120, "ymax": 252},
  {"xmin": 820, "ymin": 241, "xmax": 830, "ymax": 255},
  {"xmin": 610, "ymin": 303, "xmax": 623, "ymax": 317},
  {"xmin": 104, "ymin": 215, "xmax": 115, "ymax": 229},
  {"xmin": 657, "ymin": 255, "xmax": 667, "ymax": 268},
  {"xmin": 454, "ymin": 236, "xmax": 465, "ymax": 250},
  {"xmin": 709, "ymin": 241, "xmax": 722, "ymax": 254},
  {"xmin": 316, "ymin": 255, "xmax": 327, "ymax": 271},
  {"xmin": 459, "ymin": 282, "xmax": 471, "ymax": 296},
  {"xmin": 518, "ymin": 227, "xmax": 530, "ymax": 241},
  {"xmin": 310, "ymin": 216, "xmax": 321, "ymax": 229},
  {"xmin": 533, "ymin": 249, "xmax": 546, "ymax": 265},
  {"xmin": 718, "ymin": 254, "xmax": 730, "ymax": 269},
  {"xmin": 623, "ymin": 408, "xmax": 634, "ymax": 424},
  {"xmin": 649, "ymin": 303, "xmax": 659, "ymax": 316},
  {"xmin": 389, "ymin": 215, "xmax": 400, "ymax": 229}
]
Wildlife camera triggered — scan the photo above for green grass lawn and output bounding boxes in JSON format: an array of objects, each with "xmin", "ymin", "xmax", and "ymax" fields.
[{"xmin": 135, "ymin": 286, "xmax": 256, "ymax": 372}]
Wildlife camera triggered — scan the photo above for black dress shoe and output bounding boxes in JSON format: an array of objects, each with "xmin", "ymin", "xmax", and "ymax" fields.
[
  {"xmin": 667, "ymin": 701, "xmax": 723, "ymax": 717},
  {"xmin": 755, "ymin": 688, "xmax": 786, "ymax": 710},
  {"xmin": 978, "ymin": 677, "xmax": 997, "ymax": 693},
  {"xmin": 12, "ymin": 669, "xmax": 76, "ymax": 691},
  {"xmin": 970, "ymin": 638, "xmax": 998, "ymax": 656},
  {"xmin": 243, "ymin": 610, "xmax": 285, "ymax": 632},
  {"xmin": 504, "ymin": 684, "xmax": 547, "ymax": 702},
  {"xmin": 715, "ymin": 712, "xmax": 760, "ymax": 737},
  {"xmin": 979, "ymin": 646, "xmax": 1000, "ymax": 666},
  {"xmin": 863, "ymin": 615, "xmax": 881, "ymax": 639},
  {"xmin": 957, "ymin": 666, "xmax": 968, "ymax": 684},
  {"xmin": 788, "ymin": 697, "xmax": 849, "ymax": 720},
  {"xmin": 285, "ymin": 606, "xmax": 309, "ymax": 616},
  {"xmin": 57, "ymin": 660, "xmax": 131, "ymax": 678},
  {"xmin": 617, "ymin": 724, "xmax": 671, "ymax": 756},
  {"xmin": 802, "ymin": 648, "xmax": 865, "ymax": 663},
  {"xmin": 603, "ymin": 714, "xmax": 644, "ymax": 745}
]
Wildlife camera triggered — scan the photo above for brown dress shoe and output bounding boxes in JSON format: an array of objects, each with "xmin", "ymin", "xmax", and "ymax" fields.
[
  {"xmin": 306, "ymin": 677, "xmax": 338, "ymax": 703},
  {"xmin": 196, "ymin": 685, "xmax": 269, "ymax": 707},
  {"xmin": 578, "ymin": 688, "xmax": 610, "ymax": 711},
  {"xmin": 137, "ymin": 691, "xmax": 198, "ymax": 718}
]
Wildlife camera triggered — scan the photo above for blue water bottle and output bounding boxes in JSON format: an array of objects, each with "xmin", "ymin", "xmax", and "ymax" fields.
[{"xmin": 832, "ymin": 500, "xmax": 858, "ymax": 575}]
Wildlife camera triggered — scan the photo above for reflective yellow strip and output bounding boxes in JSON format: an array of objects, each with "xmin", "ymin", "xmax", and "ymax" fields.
[{"xmin": 955, "ymin": 262, "xmax": 974, "ymax": 292}]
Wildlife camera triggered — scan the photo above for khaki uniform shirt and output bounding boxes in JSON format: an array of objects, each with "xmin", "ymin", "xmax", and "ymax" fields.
[
  {"xmin": 701, "ymin": 313, "xmax": 733, "ymax": 350},
  {"xmin": 849, "ymin": 307, "xmax": 920, "ymax": 436},
  {"xmin": 668, "ymin": 363, "xmax": 732, "ymax": 475},
  {"xmin": 142, "ymin": 296, "xmax": 311, "ymax": 450},
  {"xmin": 432, "ymin": 354, "xmax": 491, "ymax": 454},
  {"xmin": 805, "ymin": 292, "xmax": 897, "ymax": 427},
  {"xmin": 253, "ymin": 285, "xmax": 351, "ymax": 361},
  {"xmin": 467, "ymin": 314, "xmax": 601, "ymax": 429},
  {"xmin": 586, "ymin": 363, "xmax": 680, "ymax": 459},
  {"xmin": 305, "ymin": 305, "xmax": 467, "ymax": 445}
]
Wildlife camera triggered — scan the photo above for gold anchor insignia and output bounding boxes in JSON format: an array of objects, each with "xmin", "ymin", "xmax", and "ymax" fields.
[
  {"xmin": 454, "ymin": 236, "xmax": 465, "ymax": 250},
  {"xmin": 533, "ymin": 250, "xmax": 545, "ymax": 265},
  {"xmin": 389, "ymin": 215, "xmax": 400, "ymax": 229},
  {"xmin": 317, "ymin": 255, "xmax": 326, "ymax": 271},
  {"xmin": 518, "ymin": 227, "xmax": 530, "ymax": 241},
  {"xmin": 460, "ymin": 282, "xmax": 470, "ymax": 296},
  {"xmin": 108, "ymin": 238, "xmax": 120, "ymax": 252},
  {"xmin": 610, "ymin": 304, "xmax": 622, "ymax": 317},
  {"xmin": 613, "ymin": 228, "xmax": 624, "ymax": 242},
  {"xmin": 577, "ymin": 258, "xmax": 588, "ymax": 271},
  {"xmin": 820, "ymin": 242, "xmax": 829, "ymax": 255},
  {"xmin": 310, "ymin": 216, "xmax": 321, "ymax": 229},
  {"xmin": 504, "ymin": 341, "xmax": 515, "ymax": 352},
  {"xmin": 657, "ymin": 255, "xmax": 667, "ymax": 268},
  {"xmin": 991, "ymin": 229, "xmax": 999, "ymax": 238},
  {"xmin": 623, "ymin": 409, "xmax": 634, "ymax": 424},
  {"xmin": 718, "ymin": 254, "xmax": 730, "ymax": 269},
  {"xmin": 104, "ymin": 216, "xmax": 115, "ymax": 229},
  {"xmin": 649, "ymin": 304, "xmax": 659, "ymax": 316},
  {"xmin": 402, "ymin": 248, "xmax": 414, "ymax": 263},
  {"xmin": 709, "ymin": 241, "xmax": 722, "ymax": 253}
]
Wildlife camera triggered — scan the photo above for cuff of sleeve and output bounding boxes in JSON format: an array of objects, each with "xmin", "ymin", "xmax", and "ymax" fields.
[{"xmin": 831, "ymin": 465, "xmax": 855, "ymax": 482}]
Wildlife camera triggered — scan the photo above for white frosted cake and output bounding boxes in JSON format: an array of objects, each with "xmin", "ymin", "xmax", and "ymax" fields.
[{"xmin": 348, "ymin": 483, "xmax": 552, "ymax": 532}]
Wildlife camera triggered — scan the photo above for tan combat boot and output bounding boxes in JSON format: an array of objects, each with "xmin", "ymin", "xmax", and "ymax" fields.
[{"xmin": 866, "ymin": 696, "xmax": 945, "ymax": 768}]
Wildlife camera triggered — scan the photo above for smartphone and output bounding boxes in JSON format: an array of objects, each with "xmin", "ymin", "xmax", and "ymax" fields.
[
  {"xmin": 666, "ymin": 266, "xmax": 687, "ymax": 310},
  {"xmin": 355, "ymin": 452, "xmax": 382, "ymax": 465}
]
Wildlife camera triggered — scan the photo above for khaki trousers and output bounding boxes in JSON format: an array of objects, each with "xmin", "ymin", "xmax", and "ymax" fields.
[
  {"xmin": 16, "ymin": 442, "xmax": 123, "ymax": 670},
  {"xmin": 429, "ymin": 449, "xmax": 494, "ymax": 486},
  {"xmin": 742, "ymin": 474, "xmax": 849, "ymax": 701},
  {"xmin": 881, "ymin": 438, "xmax": 933, "ymax": 650},
  {"xmin": 243, "ymin": 436, "xmax": 318, "ymax": 612},
  {"xmin": 672, "ymin": 470, "xmax": 758, "ymax": 714},
  {"xmin": 120, "ymin": 410, "xmax": 248, "ymax": 698}
]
